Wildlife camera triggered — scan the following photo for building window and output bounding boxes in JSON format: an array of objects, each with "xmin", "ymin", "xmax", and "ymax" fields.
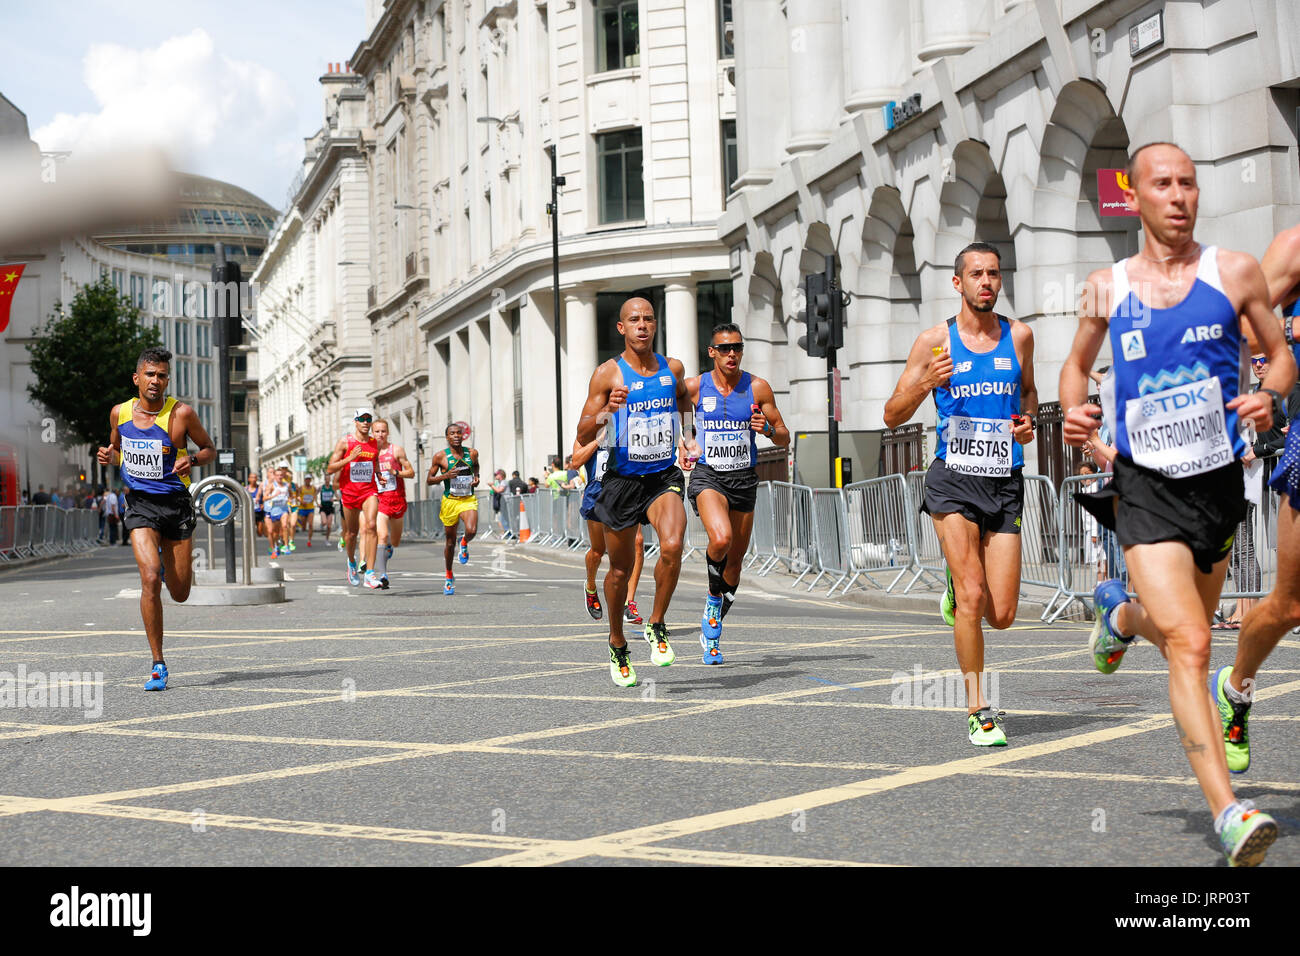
[
  {"xmin": 197, "ymin": 324, "xmax": 210, "ymax": 357},
  {"xmin": 718, "ymin": 0, "xmax": 733, "ymax": 58},
  {"xmin": 130, "ymin": 275, "xmax": 145, "ymax": 309},
  {"xmin": 595, "ymin": 0, "xmax": 639, "ymax": 72},
  {"xmin": 721, "ymin": 119, "xmax": 737, "ymax": 199},
  {"xmin": 696, "ymin": 280, "xmax": 735, "ymax": 374},
  {"xmin": 111, "ymin": 268, "xmax": 124, "ymax": 295},
  {"xmin": 597, "ymin": 128, "xmax": 644, "ymax": 224}
]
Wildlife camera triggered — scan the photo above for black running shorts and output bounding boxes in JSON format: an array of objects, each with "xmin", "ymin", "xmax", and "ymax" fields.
[
  {"xmin": 921, "ymin": 457, "xmax": 1024, "ymax": 535},
  {"xmin": 591, "ymin": 465, "xmax": 685, "ymax": 532},
  {"xmin": 687, "ymin": 461, "xmax": 758, "ymax": 515},
  {"xmin": 124, "ymin": 490, "xmax": 197, "ymax": 541},
  {"xmin": 1075, "ymin": 456, "xmax": 1244, "ymax": 574}
]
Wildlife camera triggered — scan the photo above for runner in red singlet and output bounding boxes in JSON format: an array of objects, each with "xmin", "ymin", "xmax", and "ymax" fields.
[
  {"xmin": 371, "ymin": 419, "xmax": 414, "ymax": 590},
  {"xmin": 326, "ymin": 407, "xmax": 380, "ymax": 588}
]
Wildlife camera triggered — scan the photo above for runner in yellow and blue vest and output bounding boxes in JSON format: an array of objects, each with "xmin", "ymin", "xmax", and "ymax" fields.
[
  {"xmin": 424, "ymin": 422, "xmax": 479, "ymax": 595},
  {"xmin": 96, "ymin": 346, "xmax": 215, "ymax": 692}
]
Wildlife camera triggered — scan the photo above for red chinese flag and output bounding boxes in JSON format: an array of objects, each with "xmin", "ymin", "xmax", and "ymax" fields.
[{"xmin": 0, "ymin": 263, "xmax": 26, "ymax": 334}]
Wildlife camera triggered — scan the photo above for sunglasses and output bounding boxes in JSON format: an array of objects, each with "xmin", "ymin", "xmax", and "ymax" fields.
[
  {"xmin": 355, "ymin": 416, "xmax": 373, "ymax": 423},
  {"xmin": 1251, "ymin": 357, "xmax": 1268, "ymax": 367},
  {"xmin": 712, "ymin": 343, "xmax": 744, "ymax": 354}
]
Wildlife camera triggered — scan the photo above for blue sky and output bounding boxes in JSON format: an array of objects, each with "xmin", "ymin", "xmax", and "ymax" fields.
[{"xmin": 1, "ymin": 0, "xmax": 367, "ymax": 209}]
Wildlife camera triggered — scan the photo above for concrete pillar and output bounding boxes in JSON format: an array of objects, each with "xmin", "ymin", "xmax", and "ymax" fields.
[
  {"xmin": 917, "ymin": 0, "xmax": 993, "ymax": 62},
  {"xmin": 468, "ymin": 317, "xmax": 493, "ymax": 471},
  {"xmin": 523, "ymin": 290, "xmax": 559, "ymax": 472},
  {"xmin": 733, "ymin": 0, "xmax": 789, "ymax": 189},
  {"xmin": 663, "ymin": 278, "xmax": 699, "ymax": 382},
  {"xmin": 563, "ymin": 285, "xmax": 599, "ymax": 447},
  {"xmin": 488, "ymin": 300, "xmax": 514, "ymax": 476},
  {"xmin": 843, "ymin": 0, "xmax": 911, "ymax": 113},
  {"xmin": 787, "ymin": 0, "xmax": 844, "ymax": 157}
]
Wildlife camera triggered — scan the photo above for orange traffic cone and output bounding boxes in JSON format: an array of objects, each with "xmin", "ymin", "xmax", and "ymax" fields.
[{"xmin": 518, "ymin": 499, "xmax": 530, "ymax": 542}]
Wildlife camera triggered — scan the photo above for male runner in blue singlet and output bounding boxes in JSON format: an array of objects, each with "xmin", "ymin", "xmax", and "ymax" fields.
[
  {"xmin": 1061, "ymin": 142, "xmax": 1295, "ymax": 866},
  {"xmin": 885, "ymin": 242, "xmax": 1038, "ymax": 747},
  {"xmin": 97, "ymin": 347, "xmax": 216, "ymax": 691},
  {"xmin": 575, "ymin": 297, "xmax": 700, "ymax": 687}
]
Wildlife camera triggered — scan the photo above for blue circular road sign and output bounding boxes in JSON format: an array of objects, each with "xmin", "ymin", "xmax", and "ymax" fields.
[{"xmin": 199, "ymin": 489, "xmax": 236, "ymax": 526}]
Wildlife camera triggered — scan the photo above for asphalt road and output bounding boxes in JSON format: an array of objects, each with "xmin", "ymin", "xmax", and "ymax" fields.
[{"xmin": 1, "ymin": 528, "xmax": 1297, "ymax": 867}]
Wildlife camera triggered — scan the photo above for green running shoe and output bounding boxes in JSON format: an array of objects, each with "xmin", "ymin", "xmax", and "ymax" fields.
[
  {"xmin": 644, "ymin": 621, "xmax": 675, "ymax": 666},
  {"xmin": 940, "ymin": 565, "xmax": 956, "ymax": 627},
  {"xmin": 967, "ymin": 708, "xmax": 1007, "ymax": 747},
  {"xmin": 1218, "ymin": 800, "xmax": 1277, "ymax": 867},
  {"xmin": 609, "ymin": 643, "xmax": 636, "ymax": 687},
  {"xmin": 1089, "ymin": 579, "xmax": 1133, "ymax": 674},
  {"xmin": 1213, "ymin": 665, "xmax": 1251, "ymax": 774}
]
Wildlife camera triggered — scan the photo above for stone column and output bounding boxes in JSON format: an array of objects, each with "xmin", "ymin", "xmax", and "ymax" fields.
[
  {"xmin": 843, "ymin": 0, "xmax": 912, "ymax": 113},
  {"xmin": 663, "ymin": 278, "xmax": 699, "ymax": 382},
  {"xmin": 917, "ymin": 0, "xmax": 993, "ymax": 62},
  {"xmin": 786, "ymin": 0, "xmax": 844, "ymax": 157},
  {"xmin": 563, "ymin": 285, "xmax": 599, "ymax": 446},
  {"xmin": 733, "ymin": 0, "xmax": 789, "ymax": 190}
]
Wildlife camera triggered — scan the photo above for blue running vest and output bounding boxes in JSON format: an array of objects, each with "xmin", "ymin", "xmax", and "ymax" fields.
[
  {"xmin": 611, "ymin": 353, "xmax": 678, "ymax": 476},
  {"xmin": 117, "ymin": 397, "xmax": 189, "ymax": 494},
  {"xmin": 1108, "ymin": 245, "xmax": 1245, "ymax": 476},
  {"xmin": 934, "ymin": 317, "xmax": 1022, "ymax": 474},
  {"xmin": 696, "ymin": 371, "xmax": 758, "ymax": 472}
]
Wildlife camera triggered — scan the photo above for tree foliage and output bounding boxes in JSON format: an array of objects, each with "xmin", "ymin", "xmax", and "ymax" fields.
[{"xmin": 26, "ymin": 275, "xmax": 161, "ymax": 448}]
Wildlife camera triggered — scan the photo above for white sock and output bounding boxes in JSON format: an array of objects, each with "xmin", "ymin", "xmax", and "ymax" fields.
[
  {"xmin": 1107, "ymin": 605, "xmax": 1131, "ymax": 641},
  {"xmin": 1224, "ymin": 679, "xmax": 1252, "ymax": 705}
]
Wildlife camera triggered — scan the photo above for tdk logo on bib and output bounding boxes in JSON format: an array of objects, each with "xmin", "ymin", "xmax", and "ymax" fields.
[
  {"xmin": 1120, "ymin": 330, "xmax": 1146, "ymax": 361},
  {"xmin": 1180, "ymin": 324, "xmax": 1223, "ymax": 344},
  {"xmin": 1142, "ymin": 383, "xmax": 1211, "ymax": 416}
]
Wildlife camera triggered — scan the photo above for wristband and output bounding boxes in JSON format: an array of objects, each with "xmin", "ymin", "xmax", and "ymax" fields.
[
  {"xmin": 1261, "ymin": 388, "xmax": 1285, "ymax": 421},
  {"xmin": 763, "ymin": 421, "xmax": 774, "ymax": 437},
  {"xmin": 1286, "ymin": 316, "xmax": 1296, "ymax": 348}
]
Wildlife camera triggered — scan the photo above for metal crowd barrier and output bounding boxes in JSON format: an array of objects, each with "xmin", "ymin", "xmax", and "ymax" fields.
[
  {"xmin": 0, "ymin": 505, "xmax": 103, "ymax": 563},
  {"xmin": 841, "ymin": 475, "xmax": 916, "ymax": 594},
  {"xmin": 759, "ymin": 482, "xmax": 817, "ymax": 585},
  {"xmin": 1019, "ymin": 474, "xmax": 1061, "ymax": 606},
  {"xmin": 807, "ymin": 488, "xmax": 849, "ymax": 592},
  {"xmin": 749, "ymin": 481, "xmax": 776, "ymax": 570},
  {"xmin": 904, "ymin": 471, "xmax": 946, "ymax": 592}
]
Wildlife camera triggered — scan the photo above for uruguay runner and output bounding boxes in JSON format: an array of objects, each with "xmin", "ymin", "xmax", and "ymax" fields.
[
  {"xmin": 575, "ymin": 296, "xmax": 700, "ymax": 687},
  {"xmin": 685, "ymin": 323, "xmax": 789, "ymax": 663},
  {"xmin": 573, "ymin": 436, "xmax": 646, "ymax": 624},
  {"xmin": 1061, "ymin": 142, "xmax": 1294, "ymax": 866},
  {"xmin": 96, "ymin": 346, "xmax": 215, "ymax": 691},
  {"xmin": 884, "ymin": 241, "xmax": 1037, "ymax": 746}
]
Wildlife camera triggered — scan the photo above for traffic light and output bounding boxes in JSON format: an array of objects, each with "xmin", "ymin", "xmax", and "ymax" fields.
[
  {"xmin": 211, "ymin": 261, "xmax": 243, "ymax": 348},
  {"xmin": 797, "ymin": 270, "xmax": 832, "ymax": 358}
]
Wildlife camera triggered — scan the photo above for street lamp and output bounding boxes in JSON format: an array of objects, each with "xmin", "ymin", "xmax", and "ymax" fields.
[{"xmin": 547, "ymin": 143, "xmax": 565, "ymax": 468}]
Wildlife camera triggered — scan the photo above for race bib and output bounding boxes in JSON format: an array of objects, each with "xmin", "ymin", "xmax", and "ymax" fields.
[
  {"xmin": 945, "ymin": 416, "xmax": 1012, "ymax": 477},
  {"xmin": 349, "ymin": 460, "xmax": 374, "ymax": 483},
  {"xmin": 1125, "ymin": 377, "xmax": 1232, "ymax": 478},
  {"xmin": 321, "ymin": 489, "xmax": 333, "ymax": 502},
  {"xmin": 121, "ymin": 438, "xmax": 164, "ymax": 479},
  {"xmin": 377, "ymin": 470, "xmax": 397, "ymax": 493},
  {"xmin": 627, "ymin": 412, "xmax": 675, "ymax": 464},
  {"xmin": 450, "ymin": 474, "xmax": 473, "ymax": 497},
  {"xmin": 704, "ymin": 429, "xmax": 752, "ymax": 471},
  {"xmin": 593, "ymin": 450, "xmax": 609, "ymax": 482}
]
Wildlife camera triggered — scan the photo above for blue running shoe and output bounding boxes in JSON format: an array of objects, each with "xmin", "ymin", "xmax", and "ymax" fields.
[
  {"xmin": 144, "ymin": 662, "xmax": 168, "ymax": 691},
  {"xmin": 702, "ymin": 594, "xmax": 723, "ymax": 641},
  {"xmin": 347, "ymin": 560, "xmax": 360, "ymax": 587},
  {"xmin": 444, "ymin": 575, "xmax": 455, "ymax": 595},
  {"xmin": 458, "ymin": 537, "xmax": 469, "ymax": 565},
  {"xmin": 701, "ymin": 633, "xmax": 724, "ymax": 665},
  {"xmin": 1090, "ymin": 579, "xmax": 1133, "ymax": 674}
]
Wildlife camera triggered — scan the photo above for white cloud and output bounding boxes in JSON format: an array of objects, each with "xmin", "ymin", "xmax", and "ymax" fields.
[{"xmin": 33, "ymin": 28, "xmax": 298, "ymax": 205}]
